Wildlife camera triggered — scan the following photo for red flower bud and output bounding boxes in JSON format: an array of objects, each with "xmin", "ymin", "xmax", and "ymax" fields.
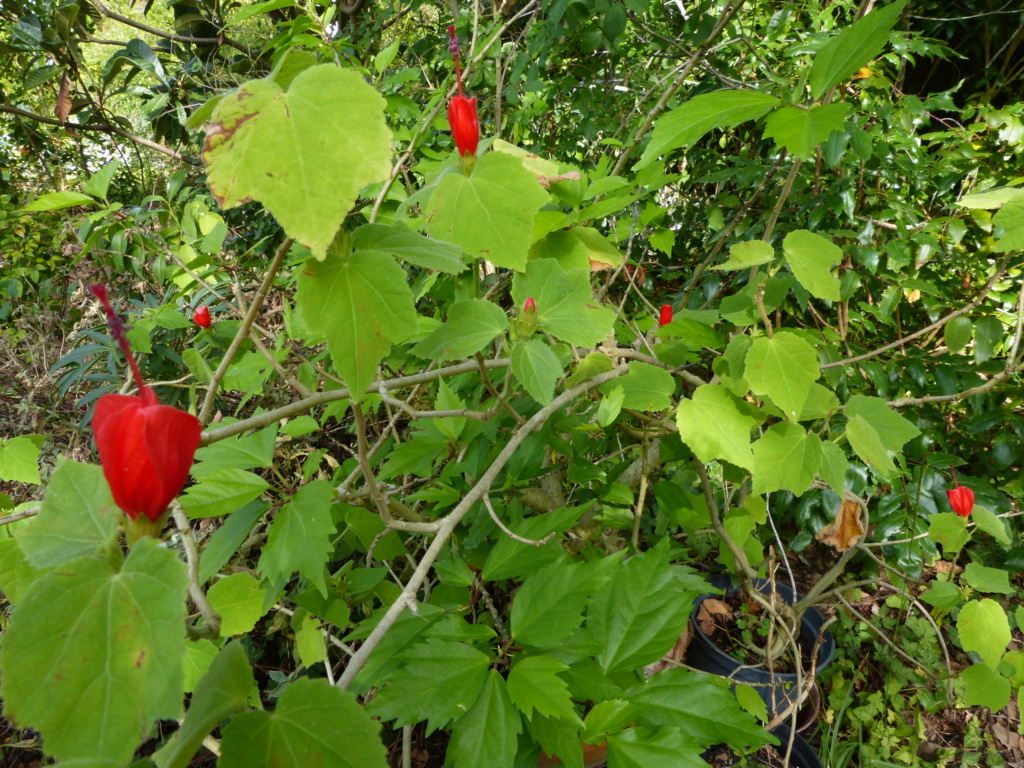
[
  {"xmin": 524, "ymin": 297, "xmax": 537, "ymax": 314},
  {"xmin": 946, "ymin": 485, "xmax": 974, "ymax": 518},
  {"xmin": 659, "ymin": 304, "xmax": 673, "ymax": 327},
  {"xmin": 448, "ymin": 95, "xmax": 479, "ymax": 158},
  {"xmin": 193, "ymin": 306, "xmax": 212, "ymax": 328}
]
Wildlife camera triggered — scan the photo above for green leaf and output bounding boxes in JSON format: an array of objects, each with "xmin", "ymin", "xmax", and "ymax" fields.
[
  {"xmin": 627, "ymin": 669, "xmax": 772, "ymax": 748},
  {"xmin": 0, "ymin": 436, "xmax": 42, "ymax": 484},
  {"xmin": 0, "ymin": 538, "xmax": 44, "ymax": 605},
  {"xmin": 180, "ymin": 468, "xmax": 270, "ymax": 518},
  {"xmin": 481, "ymin": 506, "xmax": 584, "ymax": 581},
  {"xmin": 16, "ymin": 460, "xmax": 120, "ymax": 568},
  {"xmin": 992, "ymin": 198, "xmax": 1024, "ymax": 252},
  {"xmin": 413, "ymin": 299, "xmax": 508, "ymax": 361},
  {"xmin": 637, "ymin": 91, "xmax": 780, "ymax": 169},
  {"xmin": 292, "ymin": 610, "xmax": 328, "ymax": 668},
  {"xmin": 960, "ymin": 663, "xmax": 1011, "ymax": 711},
  {"xmin": 745, "ymin": 331, "xmax": 820, "ymax": 419},
  {"xmin": 183, "ymin": 640, "xmax": 219, "ymax": 693},
  {"xmin": 920, "ymin": 580, "xmax": 963, "ymax": 611},
  {"xmin": 192, "ymin": 427, "xmax": 277, "ymax": 477},
  {"xmin": 297, "ymin": 249, "xmax": 417, "ymax": 401},
  {"xmin": 782, "ymin": 230, "xmax": 842, "ymax": 302},
  {"xmin": 83, "ymin": 160, "xmax": 123, "ymax": 200},
  {"xmin": 598, "ymin": 385, "xmax": 626, "ymax": 426},
  {"xmin": 447, "ymin": 671, "xmax": 522, "ymax": 768},
  {"xmin": 972, "ymin": 505, "xmax": 1011, "ymax": 545},
  {"xmin": 198, "ymin": 501, "xmax": 267, "ymax": 584},
  {"xmin": 425, "ymin": 152, "xmax": 549, "ymax": 271},
  {"xmin": 945, "ymin": 315, "xmax": 973, "ymax": 353},
  {"xmin": 511, "ymin": 559, "xmax": 603, "ymax": 647},
  {"xmin": 203, "ymin": 65, "xmax": 391, "ymax": 259},
  {"xmin": 712, "ymin": 240, "xmax": 774, "ymax": 271},
  {"xmin": 378, "ymin": 434, "xmax": 448, "ymax": 479},
  {"xmin": 676, "ymin": 385, "xmax": 760, "ymax": 471},
  {"xmin": 258, "ymin": 480, "xmax": 336, "ymax": 597},
  {"xmin": 366, "ymin": 639, "xmax": 490, "ymax": 733},
  {"xmin": 607, "ymin": 726, "xmax": 709, "ymax": 768},
  {"xmin": 219, "ymin": 678, "xmax": 388, "ymax": 768},
  {"xmin": 928, "ymin": 512, "xmax": 969, "ymax": 555},
  {"xmin": 511, "ymin": 259, "xmax": 616, "ymax": 347},
  {"xmin": 846, "ymin": 415, "xmax": 897, "ymax": 477},
  {"xmin": 20, "ymin": 191, "xmax": 97, "ymax": 211},
  {"xmin": 565, "ymin": 352, "xmax": 616, "ymax": 388},
  {"xmin": 752, "ymin": 423, "xmax": 823, "ymax": 495},
  {"xmin": 512, "ymin": 339, "xmax": 564, "ymax": 405},
  {"xmin": 353, "ymin": 221, "xmax": 467, "ymax": 273},
  {"xmin": 153, "ymin": 642, "xmax": 255, "ymax": 768},
  {"xmin": 582, "ymin": 700, "xmax": 638, "ymax": 744},
  {"xmin": 818, "ymin": 439, "xmax": 850, "ymax": 495},
  {"xmin": 956, "ymin": 187, "xmax": 1024, "ymax": 210},
  {"xmin": 809, "ymin": 0, "xmax": 910, "ymax": 99},
  {"xmin": 763, "ymin": 103, "xmax": 850, "ymax": 160},
  {"xmin": 588, "ymin": 540, "xmax": 696, "ymax": 674},
  {"xmin": 0, "ymin": 539, "xmax": 188, "ymax": 764},
  {"xmin": 208, "ymin": 572, "xmax": 268, "ymax": 635},
  {"xmin": 964, "ymin": 563, "xmax": 1013, "ymax": 595},
  {"xmin": 598, "ymin": 361, "xmax": 675, "ymax": 412},
  {"xmin": 844, "ymin": 396, "xmax": 920, "ymax": 450},
  {"xmin": 228, "ymin": 0, "xmax": 296, "ymax": 26},
  {"xmin": 973, "ymin": 315, "xmax": 1004, "ymax": 363},
  {"xmin": 958, "ymin": 598, "xmax": 1011, "ymax": 668},
  {"xmin": 734, "ymin": 684, "xmax": 768, "ymax": 722},
  {"xmin": 507, "ymin": 656, "xmax": 582, "ymax": 726}
]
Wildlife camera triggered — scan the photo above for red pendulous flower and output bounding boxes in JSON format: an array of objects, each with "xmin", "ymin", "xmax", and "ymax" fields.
[
  {"xmin": 91, "ymin": 285, "xmax": 201, "ymax": 524},
  {"xmin": 947, "ymin": 484, "xmax": 975, "ymax": 518},
  {"xmin": 659, "ymin": 304, "xmax": 673, "ymax": 327},
  {"xmin": 193, "ymin": 305, "xmax": 212, "ymax": 328},
  {"xmin": 447, "ymin": 25, "xmax": 479, "ymax": 161}
]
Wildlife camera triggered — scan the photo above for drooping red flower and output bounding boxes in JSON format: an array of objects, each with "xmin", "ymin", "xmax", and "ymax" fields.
[
  {"xmin": 659, "ymin": 304, "xmax": 673, "ymax": 327},
  {"xmin": 947, "ymin": 485, "xmax": 975, "ymax": 518},
  {"xmin": 447, "ymin": 25, "xmax": 479, "ymax": 160},
  {"xmin": 90, "ymin": 285, "xmax": 201, "ymax": 523},
  {"xmin": 193, "ymin": 305, "xmax": 212, "ymax": 328}
]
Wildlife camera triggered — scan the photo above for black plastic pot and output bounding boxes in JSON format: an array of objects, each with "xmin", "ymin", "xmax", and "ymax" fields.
[
  {"xmin": 687, "ymin": 576, "xmax": 835, "ymax": 726},
  {"xmin": 767, "ymin": 723, "xmax": 824, "ymax": 768}
]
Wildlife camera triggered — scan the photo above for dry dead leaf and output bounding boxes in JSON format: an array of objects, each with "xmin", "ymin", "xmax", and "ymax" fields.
[
  {"xmin": 934, "ymin": 560, "xmax": 963, "ymax": 575},
  {"xmin": 55, "ymin": 72, "xmax": 71, "ymax": 124},
  {"xmin": 817, "ymin": 499, "xmax": 865, "ymax": 552},
  {"xmin": 697, "ymin": 598, "xmax": 731, "ymax": 636}
]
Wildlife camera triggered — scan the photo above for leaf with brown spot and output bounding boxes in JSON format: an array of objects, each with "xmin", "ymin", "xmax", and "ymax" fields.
[{"xmin": 816, "ymin": 499, "xmax": 865, "ymax": 552}]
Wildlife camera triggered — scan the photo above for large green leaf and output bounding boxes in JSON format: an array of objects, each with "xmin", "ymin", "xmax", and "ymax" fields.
[
  {"xmin": 607, "ymin": 727, "xmax": 709, "ymax": 768},
  {"xmin": 20, "ymin": 191, "xmax": 97, "ymax": 211},
  {"xmin": 510, "ymin": 259, "xmax": 616, "ymax": 347},
  {"xmin": 219, "ymin": 678, "xmax": 388, "ymax": 768},
  {"xmin": 511, "ymin": 338, "xmax": 564, "ymax": 405},
  {"xmin": 957, "ymin": 598, "xmax": 1010, "ymax": 669},
  {"xmin": 809, "ymin": 0, "xmax": 910, "ymax": 99},
  {"xmin": 745, "ymin": 331, "xmax": 820, "ymax": 420},
  {"xmin": 588, "ymin": 540, "xmax": 696, "ymax": 674},
  {"xmin": 507, "ymin": 656, "xmax": 582, "ymax": 726},
  {"xmin": 297, "ymin": 249, "xmax": 417, "ymax": 401},
  {"xmin": 180, "ymin": 468, "xmax": 270, "ymax": 518},
  {"xmin": 0, "ymin": 538, "xmax": 44, "ymax": 604},
  {"xmin": 511, "ymin": 558, "xmax": 606, "ymax": 647},
  {"xmin": 844, "ymin": 395, "xmax": 920, "ymax": 449},
  {"xmin": 960, "ymin": 663, "xmax": 1011, "ymax": 710},
  {"xmin": 191, "ymin": 426, "xmax": 277, "ymax": 477},
  {"xmin": 425, "ymin": 152, "xmax": 549, "ymax": 271},
  {"xmin": 153, "ymin": 642, "xmax": 255, "ymax": 768},
  {"xmin": 16, "ymin": 459, "xmax": 120, "ymax": 568},
  {"xmin": 598, "ymin": 361, "xmax": 675, "ymax": 412},
  {"xmin": 763, "ymin": 103, "xmax": 850, "ymax": 160},
  {"xmin": 202, "ymin": 64, "xmax": 392, "ymax": 259},
  {"xmin": 447, "ymin": 671, "xmax": 522, "ymax": 768},
  {"xmin": 0, "ymin": 539, "xmax": 188, "ymax": 764},
  {"xmin": 365, "ymin": 639, "xmax": 490, "ymax": 734},
  {"xmin": 992, "ymin": 197, "xmax": 1024, "ymax": 252},
  {"xmin": 258, "ymin": 480, "xmax": 336, "ymax": 597},
  {"xmin": 752, "ymin": 423, "xmax": 822, "ymax": 495},
  {"xmin": 676, "ymin": 385, "xmax": 760, "ymax": 470},
  {"xmin": 413, "ymin": 299, "xmax": 508, "ymax": 361},
  {"xmin": 0, "ymin": 436, "xmax": 41, "ymax": 483},
  {"xmin": 352, "ymin": 221, "xmax": 467, "ymax": 273},
  {"xmin": 637, "ymin": 91, "xmax": 780, "ymax": 169},
  {"xmin": 782, "ymin": 230, "xmax": 842, "ymax": 302}
]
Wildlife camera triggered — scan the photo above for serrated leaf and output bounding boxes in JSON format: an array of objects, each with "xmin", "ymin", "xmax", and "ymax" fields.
[
  {"xmin": 447, "ymin": 671, "xmax": 521, "ymax": 768},
  {"xmin": 511, "ymin": 559, "xmax": 599, "ymax": 647},
  {"xmin": 481, "ymin": 506, "xmax": 584, "ymax": 581},
  {"xmin": 928, "ymin": 512, "xmax": 969, "ymax": 555},
  {"xmin": 637, "ymin": 91, "xmax": 779, "ymax": 169},
  {"xmin": 191, "ymin": 426, "xmax": 277, "ymax": 476},
  {"xmin": 203, "ymin": 65, "xmax": 391, "ymax": 259},
  {"xmin": 676, "ymin": 385, "xmax": 759, "ymax": 470},
  {"xmin": 713, "ymin": 240, "xmax": 774, "ymax": 271},
  {"xmin": 958, "ymin": 598, "xmax": 1010, "ymax": 668},
  {"xmin": 219, "ymin": 678, "xmax": 388, "ymax": 768},
  {"xmin": 258, "ymin": 480, "xmax": 336, "ymax": 597},
  {"xmin": 745, "ymin": 331, "xmax": 820, "ymax": 419},
  {"xmin": 352, "ymin": 221, "xmax": 466, "ymax": 273},
  {"xmin": 413, "ymin": 299, "xmax": 508, "ymax": 360},
  {"xmin": 511, "ymin": 259, "xmax": 616, "ymax": 347},
  {"xmin": 582, "ymin": 700, "xmax": 638, "ymax": 743},
  {"xmin": 782, "ymin": 230, "xmax": 842, "ymax": 302},
  {"xmin": 809, "ymin": 0, "xmax": 910, "ymax": 99},
  {"xmin": 297, "ymin": 250, "xmax": 417, "ymax": 401},
  {"xmin": 763, "ymin": 103, "xmax": 850, "ymax": 160},
  {"xmin": 0, "ymin": 539, "xmax": 188, "ymax": 764},
  {"xmin": 208, "ymin": 572, "xmax": 268, "ymax": 636},
  {"xmin": 180, "ymin": 468, "xmax": 270, "ymax": 518},
  {"xmin": 16, "ymin": 460, "xmax": 120, "ymax": 568},
  {"xmin": 512, "ymin": 339, "xmax": 563, "ymax": 405},
  {"xmin": 183, "ymin": 639, "xmax": 219, "ymax": 693},
  {"xmin": 752, "ymin": 423, "xmax": 822, "ymax": 495},
  {"xmin": 507, "ymin": 656, "xmax": 582, "ymax": 725},
  {"xmin": 292, "ymin": 610, "xmax": 328, "ymax": 668},
  {"xmin": 607, "ymin": 726, "xmax": 709, "ymax": 768},
  {"xmin": 425, "ymin": 152, "xmax": 548, "ymax": 271}
]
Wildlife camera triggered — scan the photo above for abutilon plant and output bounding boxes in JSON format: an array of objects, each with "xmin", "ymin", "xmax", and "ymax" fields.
[
  {"xmin": 192, "ymin": 305, "xmax": 212, "ymax": 328},
  {"xmin": 90, "ymin": 285, "xmax": 202, "ymax": 540},
  {"xmin": 447, "ymin": 25, "xmax": 479, "ymax": 171},
  {"xmin": 947, "ymin": 483, "xmax": 975, "ymax": 518},
  {"xmin": 659, "ymin": 303, "xmax": 673, "ymax": 327}
]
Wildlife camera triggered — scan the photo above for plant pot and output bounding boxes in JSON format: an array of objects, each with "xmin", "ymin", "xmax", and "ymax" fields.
[
  {"xmin": 768, "ymin": 723, "xmax": 823, "ymax": 768},
  {"xmin": 537, "ymin": 740, "xmax": 608, "ymax": 768},
  {"xmin": 687, "ymin": 575, "xmax": 835, "ymax": 727}
]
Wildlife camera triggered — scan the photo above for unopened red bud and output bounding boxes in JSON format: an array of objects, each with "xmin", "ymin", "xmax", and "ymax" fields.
[{"xmin": 659, "ymin": 304, "xmax": 673, "ymax": 327}]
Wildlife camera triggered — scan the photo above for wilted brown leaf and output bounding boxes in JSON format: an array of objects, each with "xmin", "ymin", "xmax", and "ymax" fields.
[
  {"xmin": 817, "ymin": 499, "xmax": 865, "ymax": 552},
  {"xmin": 55, "ymin": 72, "xmax": 71, "ymax": 124},
  {"xmin": 697, "ymin": 598, "xmax": 731, "ymax": 635}
]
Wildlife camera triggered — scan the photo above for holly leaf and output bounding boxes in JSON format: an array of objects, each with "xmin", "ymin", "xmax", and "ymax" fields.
[
  {"xmin": 258, "ymin": 480, "xmax": 336, "ymax": 597},
  {"xmin": 297, "ymin": 249, "xmax": 417, "ymax": 401},
  {"xmin": 0, "ymin": 539, "xmax": 188, "ymax": 764},
  {"xmin": 203, "ymin": 65, "xmax": 391, "ymax": 259},
  {"xmin": 219, "ymin": 678, "xmax": 388, "ymax": 768},
  {"xmin": 511, "ymin": 259, "xmax": 616, "ymax": 347},
  {"xmin": 425, "ymin": 152, "xmax": 549, "ymax": 271},
  {"xmin": 676, "ymin": 385, "xmax": 760, "ymax": 471}
]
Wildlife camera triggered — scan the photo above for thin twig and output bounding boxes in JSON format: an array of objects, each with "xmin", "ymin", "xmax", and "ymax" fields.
[
  {"xmin": 482, "ymin": 494, "xmax": 555, "ymax": 546},
  {"xmin": 0, "ymin": 507, "xmax": 40, "ymax": 527},
  {"xmin": 172, "ymin": 505, "xmax": 221, "ymax": 640}
]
